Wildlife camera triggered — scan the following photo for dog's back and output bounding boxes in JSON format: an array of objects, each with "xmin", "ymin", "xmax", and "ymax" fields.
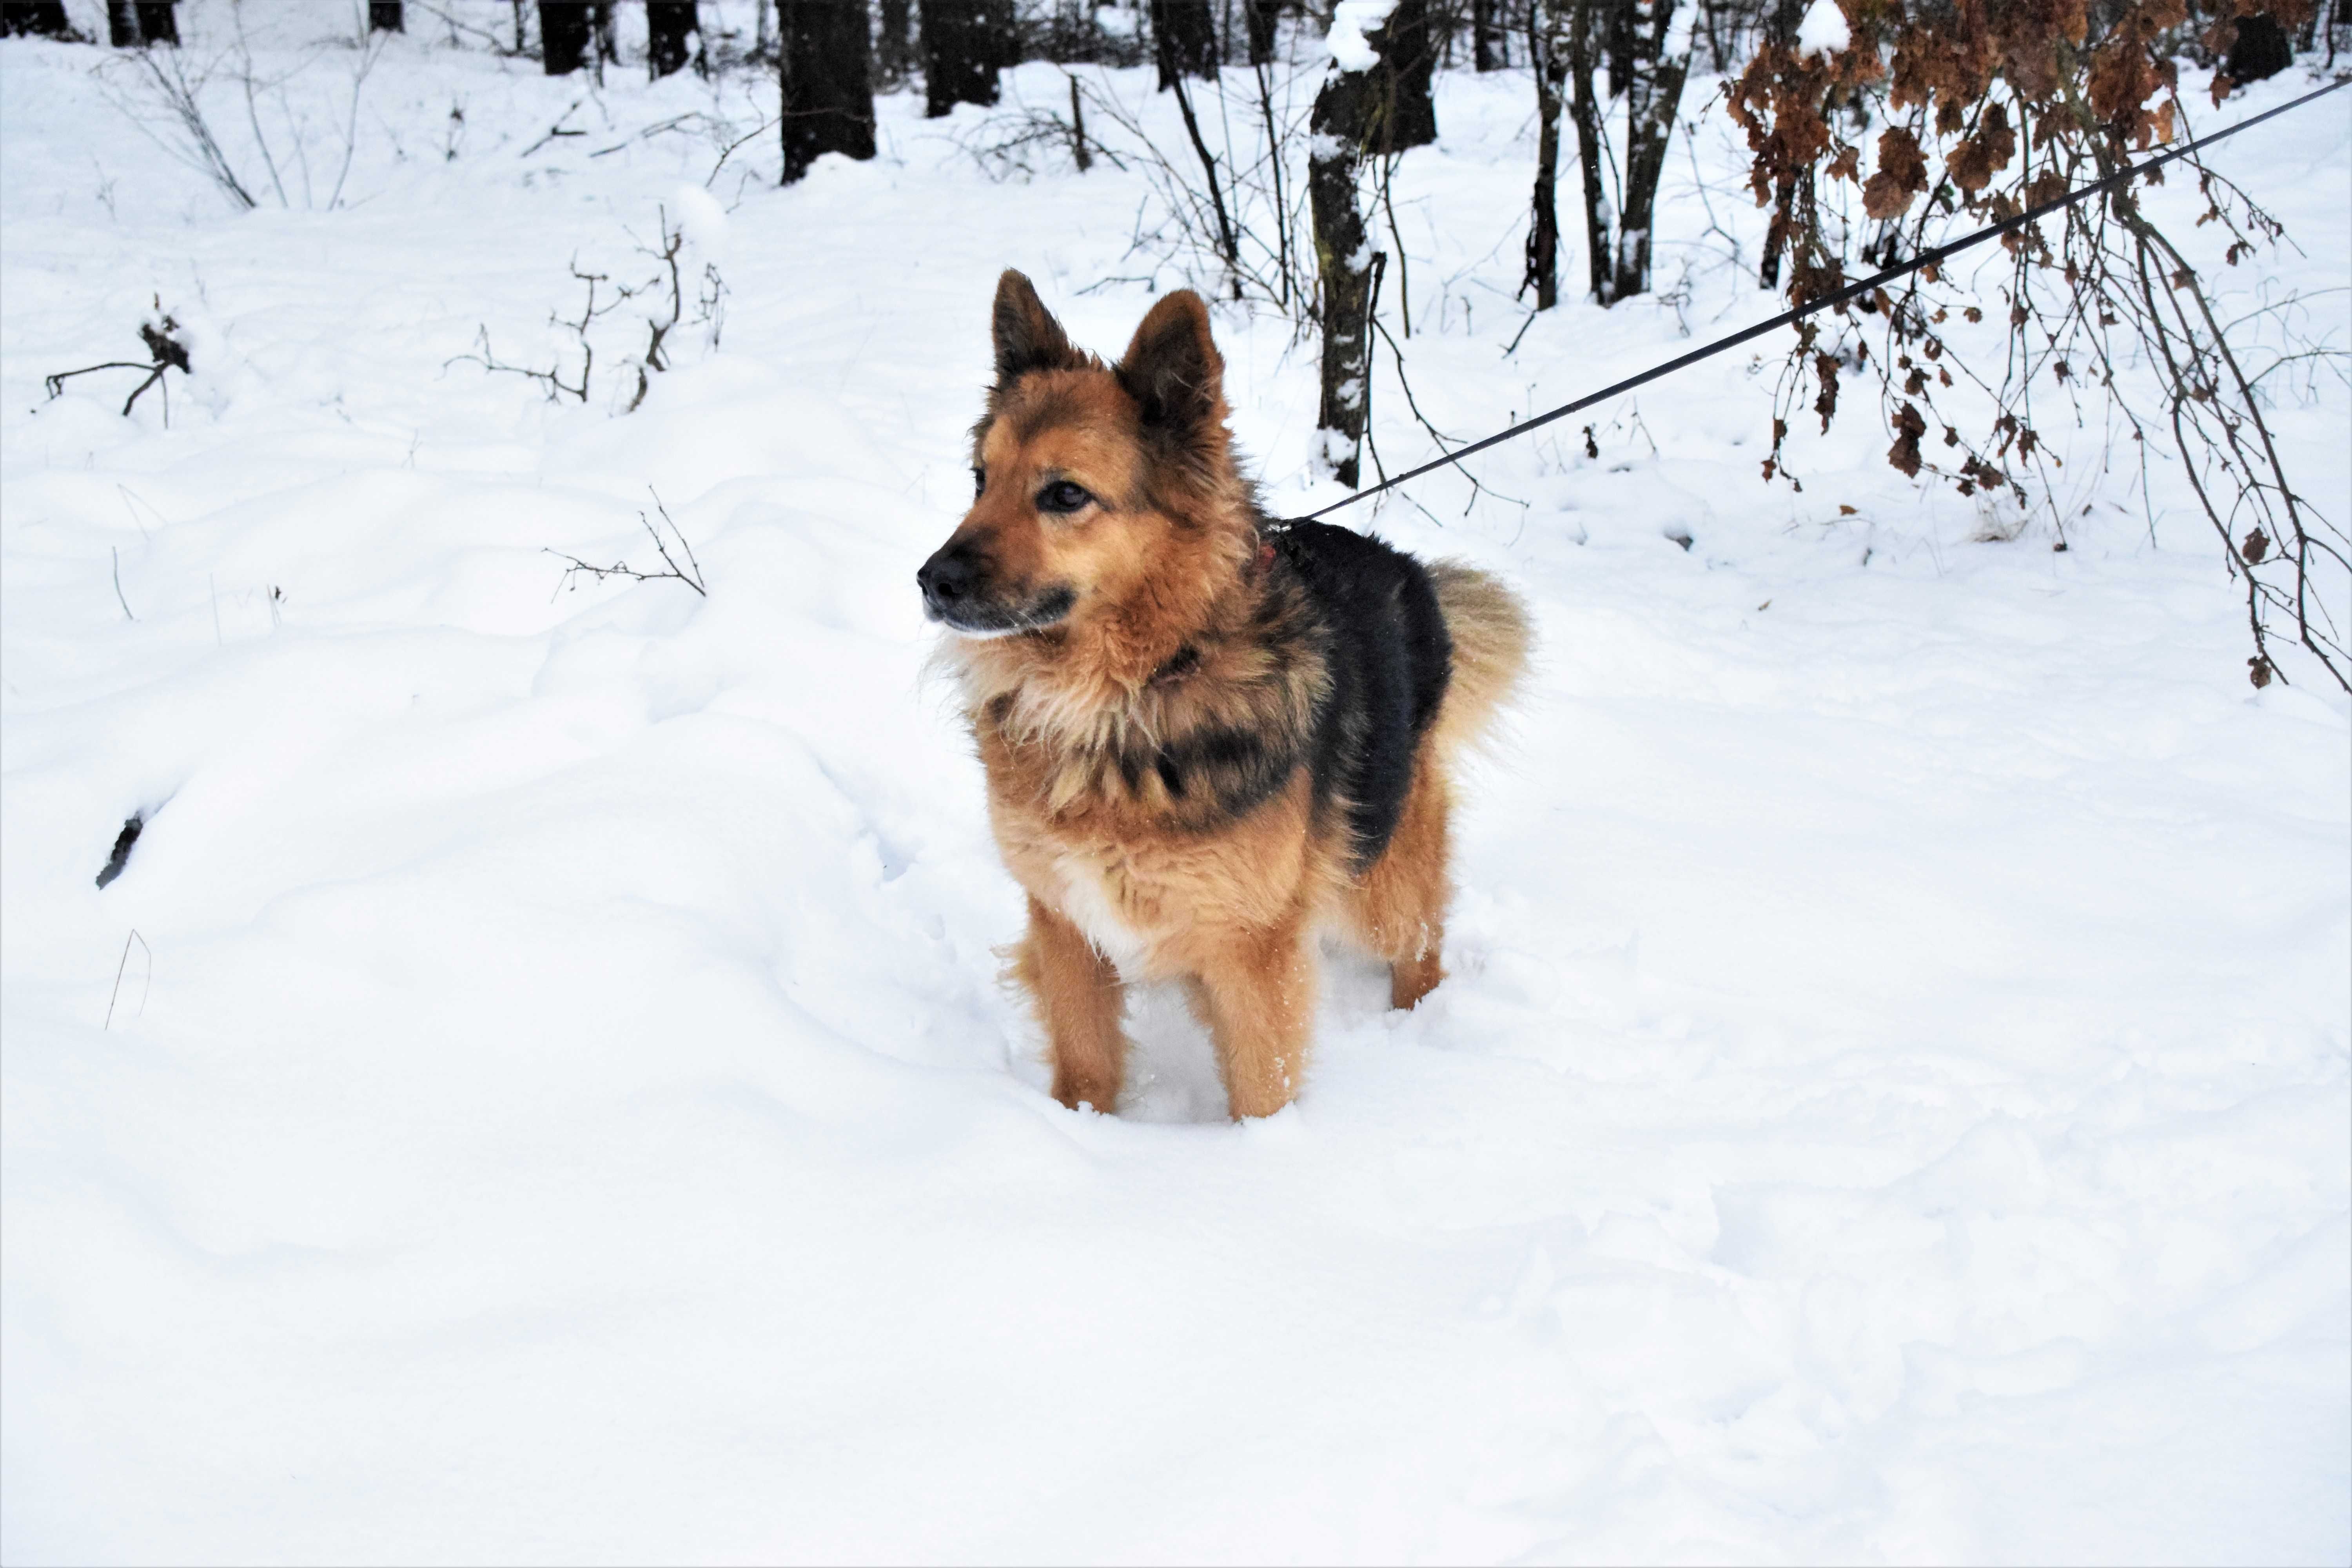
[{"xmin": 1276, "ymin": 522, "xmax": 1528, "ymax": 871}]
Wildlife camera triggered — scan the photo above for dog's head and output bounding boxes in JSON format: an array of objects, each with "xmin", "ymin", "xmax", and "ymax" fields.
[{"xmin": 918, "ymin": 271, "xmax": 1247, "ymax": 642}]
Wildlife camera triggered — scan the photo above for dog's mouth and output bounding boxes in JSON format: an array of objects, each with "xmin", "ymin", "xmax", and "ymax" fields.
[{"xmin": 926, "ymin": 584, "xmax": 1076, "ymax": 639}]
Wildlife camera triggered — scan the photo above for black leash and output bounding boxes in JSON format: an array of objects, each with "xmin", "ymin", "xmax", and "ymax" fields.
[{"xmin": 1296, "ymin": 75, "xmax": 2350, "ymax": 523}]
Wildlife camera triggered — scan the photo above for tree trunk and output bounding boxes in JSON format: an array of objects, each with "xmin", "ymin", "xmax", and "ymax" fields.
[
  {"xmin": 1242, "ymin": 0, "xmax": 1276, "ymax": 64},
  {"xmin": 1524, "ymin": 0, "xmax": 1566, "ymax": 309},
  {"xmin": 648, "ymin": 0, "xmax": 702, "ymax": 77},
  {"xmin": 780, "ymin": 0, "xmax": 877, "ymax": 182},
  {"xmin": 2223, "ymin": 13, "xmax": 2292, "ymax": 82},
  {"xmin": 1, "ymin": 1, "xmax": 75, "ymax": 37},
  {"xmin": 1608, "ymin": 0, "xmax": 1687, "ymax": 302},
  {"xmin": 541, "ymin": 2, "xmax": 591, "ymax": 72},
  {"xmin": 1152, "ymin": 0, "xmax": 1218, "ymax": 86},
  {"xmin": 1370, "ymin": 0, "xmax": 1437, "ymax": 149},
  {"xmin": 594, "ymin": 2, "xmax": 617, "ymax": 61},
  {"xmin": 921, "ymin": 0, "xmax": 1012, "ymax": 116},
  {"xmin": 1309, "ymin": 60, "xmax": 1376, "ymax": 485},
  {"xmin": 1756, "ymin": 0, "xmax": 1802, "ymax": 288},
  {"xmin": 369, "ymin": 2, "xmax": 404, "ymax": 31},
  {"xmin": 1562, "ymin": 0, "xmax": 1617, "ymax": 302},
  {"xmin": 107, "ymin": 0, "xmax": 136, "ymax": 44},
  {"xmin": 1473, "ymin": 0, "xmax": 1503, "ymax": 69},
  {"xmin": 132, "ymin": 0, "xmax": 173, "ymax": 43},
  {"xmin": 877, "ymin": 0, "xmax": 913, "ymax": 74}
]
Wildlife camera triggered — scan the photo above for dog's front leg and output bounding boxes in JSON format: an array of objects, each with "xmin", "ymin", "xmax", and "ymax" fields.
[
  {"xmin": 1194, "ymin": 915, "xmax": 1317, "ymax": 1120},
  {"xmin": 1014, "ymin": 895, "xmax": 1129, "ymax": 1113}
]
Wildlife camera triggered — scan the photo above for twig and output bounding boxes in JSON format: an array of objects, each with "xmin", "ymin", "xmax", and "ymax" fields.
[
  {"xmin": 1371, "ymin": 314, "xmax": 1528, "ymax": 517},
  {"xmin": 111, "ymin": 547, "xmax": 135, "ymax": 621},
  {"xmin": 103, "ymin": 929, "xmax": 152, "ymax": 1029},
  {"xmin": 521, "ymin": 101, "xmax": 588, "ymax": 159},
  {"xmin": 547, "ymin": 490, "xmax": 707, "ymax": 598}
]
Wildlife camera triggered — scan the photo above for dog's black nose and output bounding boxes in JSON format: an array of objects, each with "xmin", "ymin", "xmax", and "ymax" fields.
[{"xmin": 918, "ymin": 544, "xmax": 982, "ymax": 608}]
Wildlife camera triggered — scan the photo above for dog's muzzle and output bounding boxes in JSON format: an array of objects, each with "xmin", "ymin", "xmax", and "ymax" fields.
[{"xmin": 918, "ymin": 544, "xmax": 1073, "ymax": 637}]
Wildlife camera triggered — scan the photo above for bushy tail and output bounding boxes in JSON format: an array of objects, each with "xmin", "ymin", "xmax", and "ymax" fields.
[{"xmin": 1427, "ymin": 562, "xmax": 1532, "ymax": 762}]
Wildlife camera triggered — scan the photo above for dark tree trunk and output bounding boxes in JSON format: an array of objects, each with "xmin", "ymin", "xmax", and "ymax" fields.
[
  {"xmin": 595, "ymin": 2, "xmax": 617, "ymax": 60},
  {"xmin": 369, "ymin": 2, "xmax": 404, "ymax": 31},
  {"xmin": 541, "ymin": 2, "xmax": 592, "ymax": 72},
  {"xmin": 1561, "ymin": 0, "xmax": 1615, "ymax": 300},
  {"xmin": 922, "ymin": 0, "xmax": 1013, "ymax": 116},
  {"xmin": 2224, "ymin": 13, "xmax": 2292, "ymax": 82},
  {"xmin": 878, "ymin": 0, "xmax": 913, "ymax": 74},
  {"xmin": 1152, "ymin": 0, "xmax": 1218, "ymax": 85},
  {"xmin": 1607, "ymin": 0, "xmax": 1687, "ymax": 301},
  {"xmin": 648, "ymin": 0, "xmax": 702, "ymax": 77},
  {"xmin": 1368, "ymin": 0, "xmax": 1437, "ymax": 150},
  {"xmin": 1, "ymin": 1, "xmax": 75, "ymax": 38},
  {"xmin": 1473, "ymin": 0, "xmax": 1503, "ymax": 69},
  {"xmin": 1559, "ymin": 0, "xmax": 1685, "ymax": 303},
  {"xmin": 107, "ymin": 0, "xmax": 138, "ymax": 44},
  {"xmin": 1525, "ymin": 0, "xmax": 1566, "ymax": 309},
  {"xmin": 1241, "ymin": 0, "xmax": 1276, "ymax": 64},
  {"xmin": 1756, "ymin": 0, "xmax": 1803, "ymax": 287},
  {"xmin": 1308, "ymin": 57, "xmax": 1376, "ymax": 485},
  {"xmin": 780, "ymin": 0, "xmax": 877, "ymax": 182},
  {"xmin": 133, "ymin": 0, "xmax": 173, "ymax": 44}
]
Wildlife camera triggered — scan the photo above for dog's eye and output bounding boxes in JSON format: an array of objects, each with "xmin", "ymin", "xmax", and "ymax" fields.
[
  {"xmin": 972, "ymin": 466, "xmax": 986, "ymax": 497},
  {"xmin": 1037, "ymin": 480, "xmax": 1094, "ymax": 515}
]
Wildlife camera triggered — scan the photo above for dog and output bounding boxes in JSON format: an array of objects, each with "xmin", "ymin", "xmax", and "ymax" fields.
[{"xmin": 921, "ymin": 271, "xmax": 1530, "ymax": 1120}]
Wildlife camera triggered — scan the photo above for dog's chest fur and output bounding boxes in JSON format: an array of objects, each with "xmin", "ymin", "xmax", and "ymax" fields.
[{"xmin": 963, "ymin": 579, "xmax": 1333, "ymax": 973}]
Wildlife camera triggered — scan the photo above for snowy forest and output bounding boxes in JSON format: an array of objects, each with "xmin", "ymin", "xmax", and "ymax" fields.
[{"xmin": 2, "ymin": 0, "xmax": 2348, "ymax": 1561}]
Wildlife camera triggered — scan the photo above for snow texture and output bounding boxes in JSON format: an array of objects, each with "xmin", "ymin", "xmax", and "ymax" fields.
[
  {"xmin": 1328, "ymin": 0, "xmax": 1399, "ymax": 72},
  {"xmin": 1797, "ymin": 0, "xmax": 1852, "ymax": 59},
  {"xmin": 2, "ymin": 11, "xmax": 2348, "ymax": 1564}
]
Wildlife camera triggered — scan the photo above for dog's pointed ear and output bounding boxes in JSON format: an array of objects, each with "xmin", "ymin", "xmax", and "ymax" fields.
[
  {"xmin": 1115, "ymin": 290, "xmax": 1224, "ymax": 436},
  {"xmin": 992, "ymin": 270, "xmax": 1080, "ymax": 386}
]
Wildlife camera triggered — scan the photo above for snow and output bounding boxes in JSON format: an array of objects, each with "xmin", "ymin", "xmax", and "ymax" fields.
[
  {"xmin": 1328, "ymin": 0, "xmax": 1399, "ymax": 72},
  {"xmin": 1797, "ymin": 0, "xmax": 1851, "ymax": 59},
  {"xmin": 670, "ymin": 180, "xmax": 731, "ymax": 261},
  {"xmin": 4, "ymin": 13, "xmax": 2349, "ymax": 1564}
]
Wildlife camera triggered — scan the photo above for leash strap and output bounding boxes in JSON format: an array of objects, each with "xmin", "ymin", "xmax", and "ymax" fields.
[{"xmin": 1293, "ymin": 76, "xmax": 2350, "ymax": 523}]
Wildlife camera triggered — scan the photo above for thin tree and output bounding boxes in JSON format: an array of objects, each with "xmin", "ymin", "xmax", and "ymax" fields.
[
  {"xmin": 780, "ymin": 0, "xmax": 876, "ymax": 182},
  {"xmin": 369, "ymin": 2, "xmax": 403, "ymax": 31},
  {"xmin": 1307, "ymin": 22, "xmax": 1378, "ymax": 484},
  {"xmin": 1524, "ymin": 0, "xmax": 1568, "ymax": 309},
  {"xmin": 1541, "ymin": 0, "xmax": 1689, "ymax": 305},
  {"xmin": 1473, "ymin": 0, "xmax": 1504, "ymax": 69}
]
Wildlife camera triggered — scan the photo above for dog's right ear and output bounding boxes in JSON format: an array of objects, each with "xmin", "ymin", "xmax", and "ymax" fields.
[{"xmin": 992, "ymin": 270, "xmax": 1080, "ymax": 387}]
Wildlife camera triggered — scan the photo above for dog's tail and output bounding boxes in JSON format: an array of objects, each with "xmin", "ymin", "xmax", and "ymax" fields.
[{"xmin": 1427, "ymin": 562, "xmax": 1532, "ymax": 762}]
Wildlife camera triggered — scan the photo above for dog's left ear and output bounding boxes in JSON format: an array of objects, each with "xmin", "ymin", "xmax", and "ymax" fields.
[{"xmin": 1116, "ymin": 291, "xmax": 1224, "ymax": 437}]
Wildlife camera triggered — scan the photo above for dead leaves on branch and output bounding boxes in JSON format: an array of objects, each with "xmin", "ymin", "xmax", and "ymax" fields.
[{"xmin": 1725, "ymin": 0, "xmax": 2345, "ymax": 691}]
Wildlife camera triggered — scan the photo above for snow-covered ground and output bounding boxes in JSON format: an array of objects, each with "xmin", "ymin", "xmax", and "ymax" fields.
[{"xmin": 4, "ymin": 12, "xmax": 2348, "ymax": 1563}]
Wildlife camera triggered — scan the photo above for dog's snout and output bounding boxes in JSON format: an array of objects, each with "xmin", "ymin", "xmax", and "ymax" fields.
[{"xmin": 919, "ymin": 543, "xmax": 984, "ymax": 607}]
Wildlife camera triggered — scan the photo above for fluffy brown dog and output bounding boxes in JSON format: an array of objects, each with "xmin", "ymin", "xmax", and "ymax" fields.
[{"xmin": 922, "ymin": 271, "xmax": 1530, "ymax": 1119}]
